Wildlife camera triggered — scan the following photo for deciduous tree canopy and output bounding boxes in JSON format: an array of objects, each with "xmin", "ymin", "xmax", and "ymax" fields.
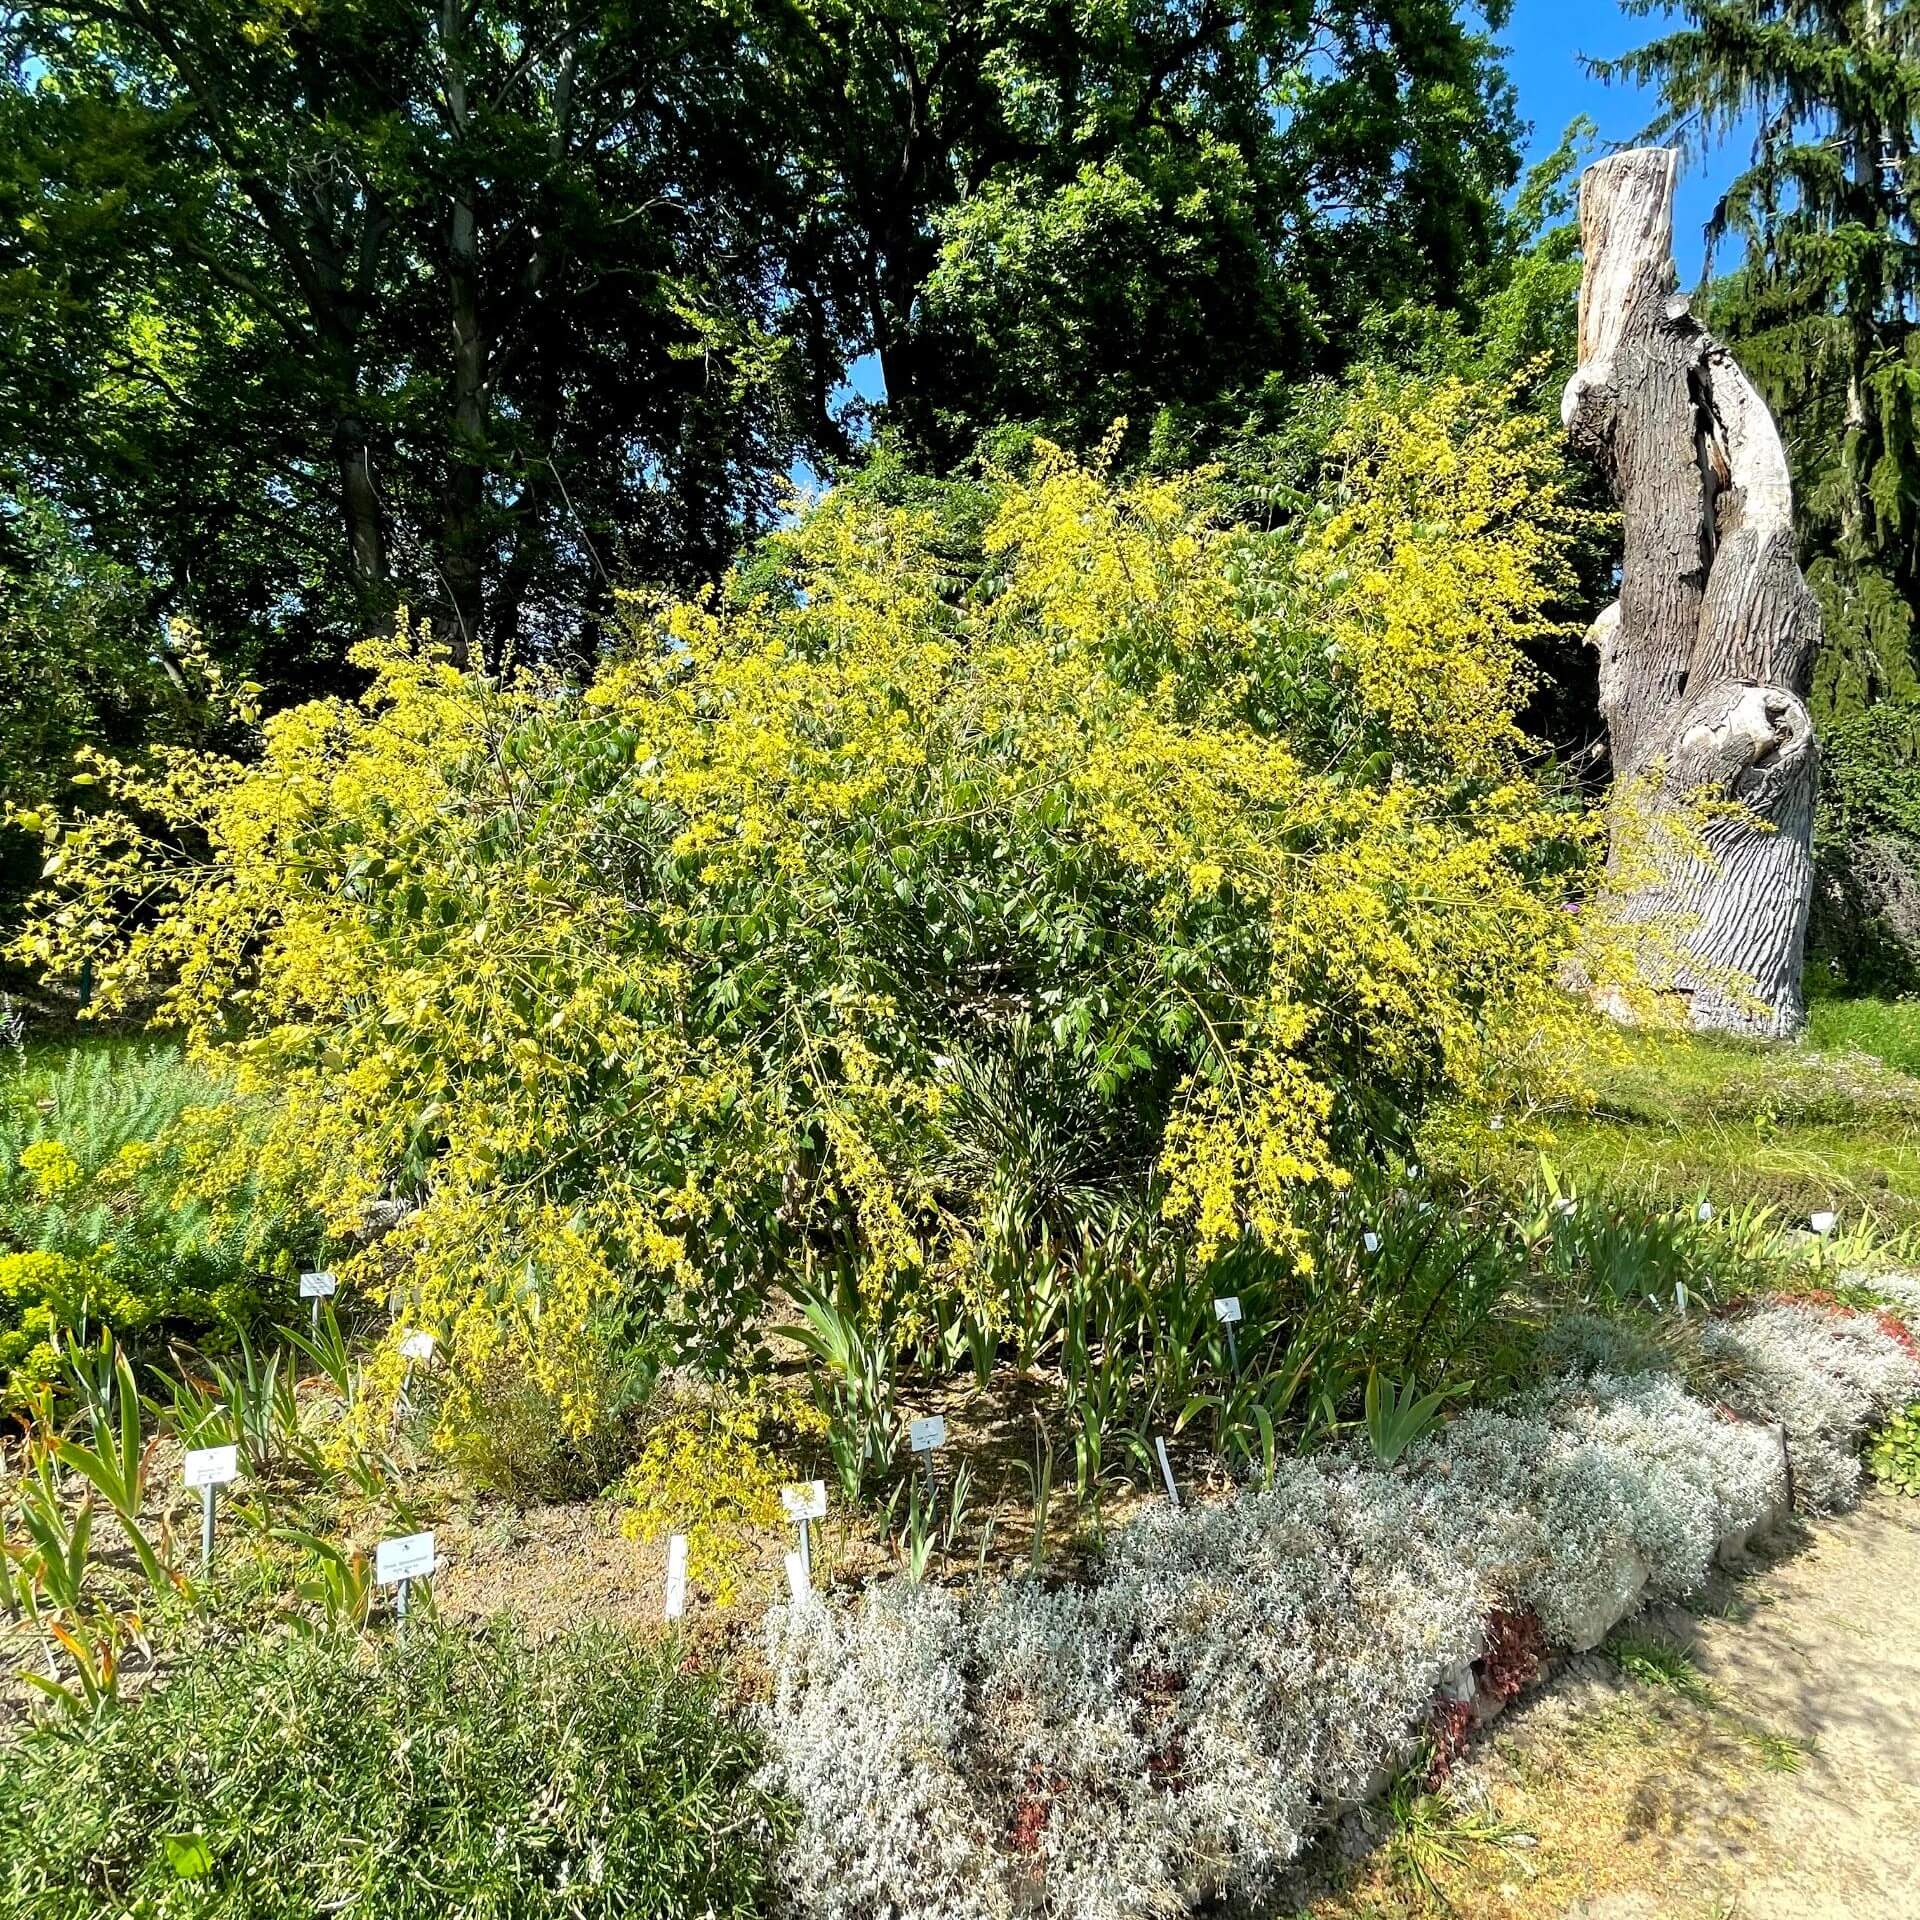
[{"xmin": 0, "ymin": 0, "xmax": 1522, "ymax": 692}]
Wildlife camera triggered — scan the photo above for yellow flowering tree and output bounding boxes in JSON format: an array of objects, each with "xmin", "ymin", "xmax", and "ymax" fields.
[{"xmin": 12, "ymin": 375, "xmax": 1602, "ymax": 1456}]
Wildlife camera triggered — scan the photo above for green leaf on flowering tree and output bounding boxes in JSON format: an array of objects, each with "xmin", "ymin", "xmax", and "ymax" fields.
[{"xmin": 163, "ymin": 1832, "xmax": 213, "ymax": 1879}]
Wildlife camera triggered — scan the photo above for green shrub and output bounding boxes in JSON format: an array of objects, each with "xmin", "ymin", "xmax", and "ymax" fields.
[
  {"xmin": 1819, "ymin": 695, "xmax": 1920, "ymax": 844},
  {"xmin": 14, "ymin": 382, "xmax": 1602, "ymax": 1453},
  {"xmin": 0, "ymin": 1619, "xmax": 787, "ymax": 1919},
  {"xmin": 1811, "ymin": 695, "xmax": 1920, "ymax": 992},
  {"xmin": 1871, "ymin": 1401, "xmax": 1920, "ymax": 1495},
  {"xmin": 0, "ymin": 1039, "xmax": 304, "ymax": 1404}
]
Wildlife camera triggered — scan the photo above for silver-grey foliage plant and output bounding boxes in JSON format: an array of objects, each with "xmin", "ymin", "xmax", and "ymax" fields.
[{"xmin": 763, "ymin": 1303, "xmax": 1920, "ymax": 1920}]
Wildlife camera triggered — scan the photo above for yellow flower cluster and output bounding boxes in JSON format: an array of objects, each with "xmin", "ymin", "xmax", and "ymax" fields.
[
  {"xmin": 12, "ymin": 373, "xmax": 1606, "ymax": 1421},
  {"xmin": 18, "ymin": 1139, "xmax": 83, "ymax": 1200},
  {"xmin": 616, "ymin": 1385, "xmax": 817, "ymax": 1605},
  {"xmin": 0, "ymin": 1248, "xmax": 146, "ymax": 1394}
]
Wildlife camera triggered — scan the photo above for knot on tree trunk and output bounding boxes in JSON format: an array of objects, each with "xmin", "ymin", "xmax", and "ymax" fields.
[{"xmin": 1664, "ymin": 681, "xmax": 1815, "ymax": 815}]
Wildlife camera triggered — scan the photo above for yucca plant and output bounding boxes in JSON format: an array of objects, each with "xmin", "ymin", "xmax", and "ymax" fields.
[
  {"xmin": 284, "ymin": 1301, "xmax": 356, "ymax": 1398},
  {"xmin": 52, "ymin": 1335, "xmax": 171, "ymax": 1591},
  {"xmin": 6, "ymin": 1448, "xmax": 93, "ymax": 1620},
  {"xmin": 1015, "ymin": 1422, "xmax": 1058, "ymax": 1575},
  {"xmin": 1179, "ymin": 1332, "xmax": 1325, "ymax": 1481},
  {"xmin": 25, "ymin": 1612, "xmax": 130, "ymax": 1720},
  {"xmin": 276, "ymin": 1528, "xmax": 375, "ymax": 1634},
  {"xmin": 197, "ymin": 1332, "xmax": 314, "ymax": 1480}
]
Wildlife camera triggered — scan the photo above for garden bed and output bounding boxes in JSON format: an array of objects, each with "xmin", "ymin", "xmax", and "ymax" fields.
[{"xmin": 755, "ymin": 1289, "xmax": 1920, "ymax": 1920}]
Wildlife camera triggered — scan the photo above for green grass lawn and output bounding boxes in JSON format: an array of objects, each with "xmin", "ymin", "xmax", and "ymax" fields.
[
  {"xmin": 1807, "ymin": 991, "xmax": 1920, "ymax": 1076},
  {"xmin": 1523, "ymin": 994, "xmax": 1920, "ymax": 1235}
]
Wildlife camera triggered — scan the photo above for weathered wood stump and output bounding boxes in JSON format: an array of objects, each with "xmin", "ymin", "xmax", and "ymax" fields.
[{"xmin": 1564, "ymin": 147, "xmax": 1819, "ymax": 1038}]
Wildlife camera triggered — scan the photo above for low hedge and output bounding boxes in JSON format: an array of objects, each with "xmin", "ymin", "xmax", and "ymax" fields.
[{"xmin": 0, "ymin": 1619, "xmax": 787, "ymax": 1919}]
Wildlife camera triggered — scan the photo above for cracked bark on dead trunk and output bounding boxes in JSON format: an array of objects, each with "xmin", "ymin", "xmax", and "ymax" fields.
[{"xmin": 1564, "ymin": 147, "xmax": 1820, "ymax": 1039}]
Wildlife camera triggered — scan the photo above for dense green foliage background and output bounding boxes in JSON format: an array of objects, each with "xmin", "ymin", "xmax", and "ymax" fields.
[
  {"xmin": 0, "ymin": 0, "xmax": 1525, "ymax": 680},
  {"xmin": 6, "ymin": 1, "xmax": 1916, "ymax": 982}
]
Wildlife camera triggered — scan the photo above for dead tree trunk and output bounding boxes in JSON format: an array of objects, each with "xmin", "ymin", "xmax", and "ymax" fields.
[{"xmin": 1564, "ymin": 147, "xmax": 1820, "ymax": 1039}]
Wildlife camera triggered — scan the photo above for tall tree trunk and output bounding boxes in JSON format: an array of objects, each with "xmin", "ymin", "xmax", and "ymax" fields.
[
  {"xmin": 1564, "ymin": 148, "xmax": 1820, "ymax": 1038},
  {"xmin": 443, "ymin": 191, "xmax": 486, "ymax": 671},
  {"xmin": 438, "ymin": 0, "xmax": 485, "ymax": 671},
  {"xmin": 332, "ymin": 407, "xmax": 387, "ymax": 614}
]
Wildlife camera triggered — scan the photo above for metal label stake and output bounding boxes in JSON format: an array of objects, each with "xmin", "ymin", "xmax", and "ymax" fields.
[
  {"xmin": 781, "ymin": 1481, "xmax": 827, "ymax": 1590},
  {"xmin": 664, "ymin": 1533, "xmax": 688, "ymax": 1622},
  {"xmin": 375, "ymin": 1530, "xmax": 436, "ymax": 1627},
  {"xmin": 1212, "ymin": 1296, "xmax": 1242, "ymax": 1373},
  {"xmin": 909, "ymin": 1414, "xmax": 947, "ymax": 1497},
  {"xmin": 1154, "ymin": 1435, "xmax": 1181, "ymax": 1510},
  {"xmin": 182, "ymin": 1444, "xmax": 239, "ymax": 1573},
  {"xmin": 299, "ymin": 1268, "xmax": 337, "ymax": 1336}
]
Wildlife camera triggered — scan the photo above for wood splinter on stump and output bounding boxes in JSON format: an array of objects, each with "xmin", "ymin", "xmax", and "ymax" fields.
[{"xmin": 1565, "ymin": 147, "xmax": 1819, "ymax": 1039}]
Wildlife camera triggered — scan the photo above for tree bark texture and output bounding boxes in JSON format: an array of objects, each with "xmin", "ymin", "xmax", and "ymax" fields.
[
  {"xmin": 1564, "ymin": 148, "xmax": 1820, "ymax": 1039},
  {"xmin": 438, "ymin": 0, "xmax": 485, "ymax": 672}
]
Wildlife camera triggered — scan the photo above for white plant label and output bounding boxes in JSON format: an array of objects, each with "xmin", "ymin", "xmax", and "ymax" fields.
[
  {"xmin": 1697, "ymin": 1201, "xmax": 1714, "ymax": 1224},
  {"xmin": 398, "ymin": 1330, "xmax": 436, "ymax": 1362},
  {"xmin": 1362, "ymin": 1231, "xmax": 1381, "ymax": 1254},
  {"xmin": 1553, "ymin": 1196, "xmax": 1577, "ymax": 1218},
  {"xmin": 1154, "ymin": 1435, "xmax": 1180, "ymax": 1509},
  {"xmin": 375, "ymin": 1530, "xmax": 436, "ymax": 1585},
  {"xmin": 1407, "ymin": 1164, "xmax": 1421, "ymax": 1180},
  {"xmin": 1212, "ymin": 1295, "xmax": 1242, "ymax": 1325},
  {"xmin": 784, "ymin": 1548, "xmax": 810, "ymax": 1598},
  {"xmin": 663, "ymin": 1533, "xmax": 688, "ymax": 1621},
  {"xmin": 1488, "ymin": 1116, "xmax": 1504, "ymax": 1132},
  {"xmin": 298, "ymin": 1270, "xmax": 338, "ymax": 1298},
  {"xmin": 781, "ymin": 1480, "xmax": 828, "ymax": 1523},
  {"xmin": 1809, "ymin": 1210, "xmax": 1837, "ymax": 1236},
  {"xmin": 182, "ymin": 1444, "xmax": 238, "ymax": 1490},
  {"xmin": 909, "ymin": 1415, "xmax": 947, "ymax": 1454}
]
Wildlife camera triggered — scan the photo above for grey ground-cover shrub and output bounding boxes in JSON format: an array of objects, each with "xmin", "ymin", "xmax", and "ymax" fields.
[
  {"xmin": 1532, "ymin": 1308, "xmax": 1680, "ymax": 1380},
  {"xmin": 1866, "ymin": 1270, "xmax": 1920, "ymax": 1323},
  {"xmin": 1701, "ymin": 1302, "xmax": 1920, "ymax": 1511},
  {"xmin": 766, "ymin": 1462, "xmax": 1486, "ymax": 1920},
  {"xmin": 765, "ymin": 1304, "xmax": 1912, "ymax": 1920},
  {"xmin": 1404, "ymin": 1370, "xmax": 1784, "ymax": 1646},
  {"xmin": 0, "ymin": 1618, "xmax": 787, "ymax": 1920},
  {"xmin": 769, "ymin": 1584, "xmax": 1005, "ymax": 1920}
]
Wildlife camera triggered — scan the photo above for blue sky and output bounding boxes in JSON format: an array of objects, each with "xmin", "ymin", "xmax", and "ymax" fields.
[{"xmin": 1505, "ymin": 0, "xmax": 1750, "ymax": 282}]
